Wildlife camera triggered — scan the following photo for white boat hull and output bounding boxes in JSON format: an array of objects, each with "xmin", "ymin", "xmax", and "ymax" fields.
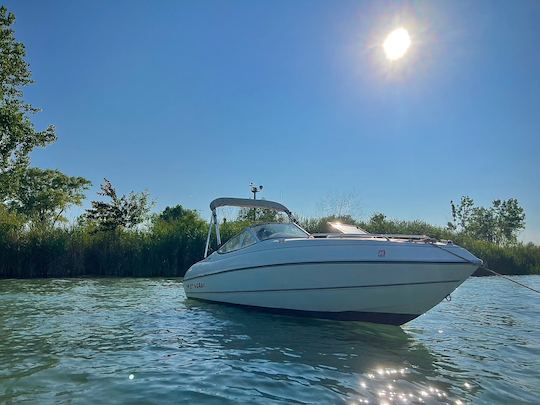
[
  {"xmin": 185, "ymin": 198, "xmax": 482, "ymax": 325},
  {"xmin": 184, "ymin": 259, "xmax": 478, "ymax": 325}
]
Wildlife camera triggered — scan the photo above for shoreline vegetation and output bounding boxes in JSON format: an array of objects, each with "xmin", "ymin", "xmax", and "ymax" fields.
[
  {"xmin": 1, "ymin": 6, "xmax": 538, "ymax": 279},
  {"xmin": 1, "ymin": 204, "xmax": 539, "ymax": 279}
]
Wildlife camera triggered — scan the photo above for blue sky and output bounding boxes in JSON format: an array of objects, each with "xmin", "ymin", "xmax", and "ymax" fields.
[{"xmin": 4, "ymin": 1, "xmax": 540, "ymax": 242}]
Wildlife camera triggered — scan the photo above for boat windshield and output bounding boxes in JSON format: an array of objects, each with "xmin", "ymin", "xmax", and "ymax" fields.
[
  {"xmin": 252, "ymin": 223, "xmax": 309, "ymax": 241},
  {"xmin": 218, "ymin": 229, "xmax": 257, "ymax": 254}
]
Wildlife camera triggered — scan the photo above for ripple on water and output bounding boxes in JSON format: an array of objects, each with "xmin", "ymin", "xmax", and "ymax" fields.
[{"xmin": 0, "ymin": 276, "xmax": 539, "ymax": 404}]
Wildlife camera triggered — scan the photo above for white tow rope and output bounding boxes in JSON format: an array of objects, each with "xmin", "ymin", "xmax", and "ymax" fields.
[
  {"xmin": 433, "ymin": 243, "xmax": 540, "ymax": 295},
  {"xmin": 480, "ymin": 267, "xmax": 540, "ymax": 295}
]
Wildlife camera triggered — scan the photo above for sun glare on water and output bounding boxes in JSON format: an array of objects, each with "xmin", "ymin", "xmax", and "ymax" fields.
[{"xmin": 383, "ymin": 28, "xmax": 411, "ymax": 61}]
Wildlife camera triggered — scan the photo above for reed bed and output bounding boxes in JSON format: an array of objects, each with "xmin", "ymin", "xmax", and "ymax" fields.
[{"xmin": 1, "ymin": 211, "xmax": 538, "ymax": 278}]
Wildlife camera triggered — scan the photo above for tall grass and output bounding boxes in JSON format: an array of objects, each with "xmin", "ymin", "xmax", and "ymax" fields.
[
  {"xmin": 0, "ymin": 208, "xmax": 539, "ymax": 278},
  {"xmin": 0, "ymin": 207, "xmax": 209, "ymax": 278}
]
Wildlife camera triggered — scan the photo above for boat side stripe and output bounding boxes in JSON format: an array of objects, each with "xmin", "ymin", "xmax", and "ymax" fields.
[
  {"xmin": 185, "ymin": 279, "xmax": 463, "ymax": 294},
  {"xmin": 183, "ymin": 260, "xmax": 471, "ymax": 282}
]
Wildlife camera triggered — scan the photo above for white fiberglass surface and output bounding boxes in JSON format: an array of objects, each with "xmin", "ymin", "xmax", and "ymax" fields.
[{"xmin": 328, "ymin": 222, "xmax": 368, "ymax": 234}]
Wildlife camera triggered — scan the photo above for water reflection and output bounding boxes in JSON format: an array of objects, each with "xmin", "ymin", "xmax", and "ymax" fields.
[{"xmin": 184, "ymin": 299, "xmax": 469, "ymax": 404}]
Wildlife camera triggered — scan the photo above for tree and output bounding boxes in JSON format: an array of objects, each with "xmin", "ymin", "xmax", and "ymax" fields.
[
  {"xmin": 492, "ymin": 198, "xmax": 525, "ymax": 245},
  {"xmin": 449, "ymin": 196, "xmax": 525, "ymax": 245},
  {"xmin": 8, "ymin": 168, "xmax": 90, "ymax": 226},
  {"xmin": 0, "ymin": 202, "xmax": 24, "ymax": 236},
  {"xmin": 156, "ymin": 204, "xmax": 205, "ymax": 235},
  {"xmin": 237, "ymin": 207, "xmax": 284, "ymax": 223},
  {"xmin": 85, "ymin": 179, "xmax": 152, "ymax": 232},
  {"xmin": 154, "ymin": 205, "xmax": 206, "ymax": 239},
  {"xmin": 159, "ymin": 205, "xmax": 194, "ymax": 222},
  {"xmin": 449, "ymin": 196, "xmax": 474, "ymax": 231},
  {"xmin": 0, "ymin": 6, "xmax": 56, "ymax": 198}
]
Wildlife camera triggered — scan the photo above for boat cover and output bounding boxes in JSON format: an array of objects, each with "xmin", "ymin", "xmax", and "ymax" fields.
[{"xmin": 210, "ymin": 197, "xmax": 292, "ymax": 216}]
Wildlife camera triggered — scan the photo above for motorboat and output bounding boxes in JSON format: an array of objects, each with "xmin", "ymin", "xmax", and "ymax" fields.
[{"xmin": 183, "ymin": 198, "xmax": 483, "ymax": 325}]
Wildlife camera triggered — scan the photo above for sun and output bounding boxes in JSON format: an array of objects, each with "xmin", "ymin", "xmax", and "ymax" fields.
[{"xmin": 383, "ymin": 28, "xmax": 411, "ymax": 61}]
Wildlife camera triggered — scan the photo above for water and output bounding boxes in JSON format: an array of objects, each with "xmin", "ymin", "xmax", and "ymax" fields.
[{"xmin": 1, "ymin": 276, "xmax": 539, "ymax": 404}]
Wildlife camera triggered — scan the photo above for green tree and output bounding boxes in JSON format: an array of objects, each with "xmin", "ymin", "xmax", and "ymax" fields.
[
  {"xmin": 85, "ymin": 179, "xmax": 152, "ymax": 232},
  {"xmin": 492, "ymin": 198, "xmax": 525, "ymax": 245},
  {"xmin": 237, "ymin": 207, "xmax": 284, "ymax": 223},
  {"xmin": 450, "ymin": 196, "xmax": 525, "ymax": 245},
  {"xmin": 0, "ymin": 6, "xmax": 56, "ymax": 198},
  {"xmin": 0, "ymin": 202, "xmax": 24, "ymax": 235},
  {"xmin": 466, "ymin": 206, "xmax": 497, "ymax": 243},
  {"xmin": 159, "ymin": 205, "xmax": 194, "ymax": 222},
  {"xmin": 8, "ymin": 168, "xmax": 90, "ymax": 226},
  {"xmin": 449, "ymin": 196, "xmax": 474, "ymax": 231}
]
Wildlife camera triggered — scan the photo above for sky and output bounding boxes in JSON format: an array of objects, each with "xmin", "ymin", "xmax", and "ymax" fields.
[{"xmin": 4, "ymin": 0, "xmax": 540, "ymax": 242}]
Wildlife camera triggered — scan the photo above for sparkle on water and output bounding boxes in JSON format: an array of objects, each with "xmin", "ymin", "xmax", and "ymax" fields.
[
  {"xmin": 383, "ymin": 27, "xmax": 411, "ymax": 61},
  {"xmin": 0, "ymin": 276, "xmax": 539, "ymax": 403}
]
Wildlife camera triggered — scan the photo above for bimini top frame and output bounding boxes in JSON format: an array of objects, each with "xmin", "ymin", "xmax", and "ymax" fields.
[{"xmin": 204, "ymin": 197, "xmax": 294, "ymax": 257}]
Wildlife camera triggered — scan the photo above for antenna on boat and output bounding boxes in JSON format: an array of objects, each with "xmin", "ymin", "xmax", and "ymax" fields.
[{"xmin": 250, "ymin": 182, "xmax": 263, "ymax": 199}]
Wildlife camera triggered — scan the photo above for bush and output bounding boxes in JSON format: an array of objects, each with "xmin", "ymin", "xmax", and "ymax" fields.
[{"xmin": 1, "ymin": 207, "xmax": 538, "ymax": 278}]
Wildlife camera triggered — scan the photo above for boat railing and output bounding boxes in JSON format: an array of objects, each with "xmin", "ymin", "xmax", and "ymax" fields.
[{"xmin": 311, "ymin": 233, "xmax": 441, "ymax": 243}]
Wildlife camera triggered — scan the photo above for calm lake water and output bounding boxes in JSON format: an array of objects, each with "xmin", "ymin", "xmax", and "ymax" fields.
[{"xmin": 0, "ymin": 276, "xmax": 539, "ymax": 404}]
